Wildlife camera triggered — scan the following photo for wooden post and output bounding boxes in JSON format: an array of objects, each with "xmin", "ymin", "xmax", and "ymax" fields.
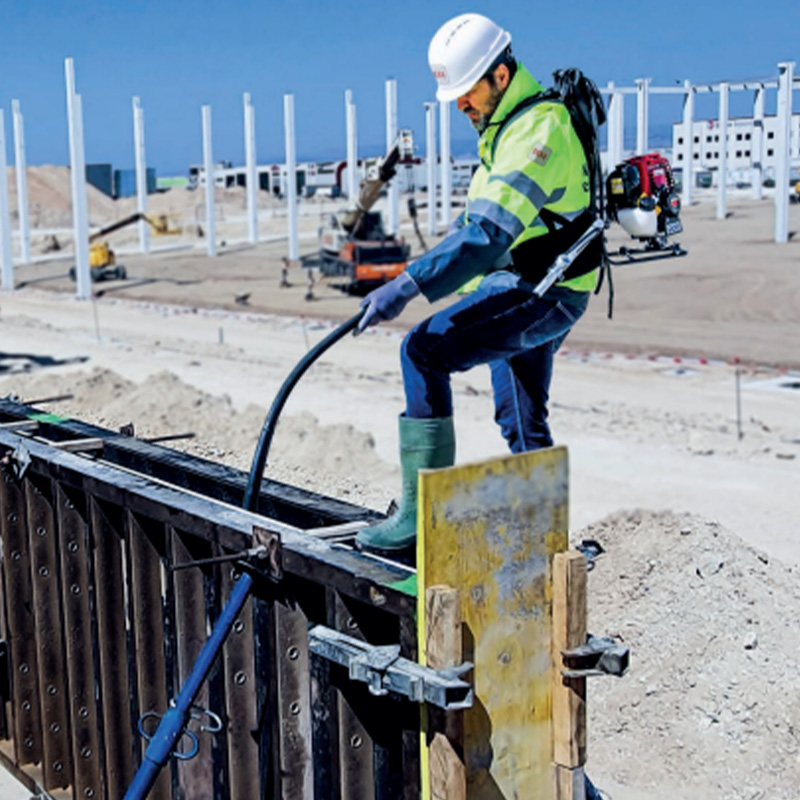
[
  {"xmin": 551, "ymin": 551, "xmax": 588, "ymax": 800},
  {"xmin": 425, "ymin": 585, "xmax": 465, "ymax": 800}
]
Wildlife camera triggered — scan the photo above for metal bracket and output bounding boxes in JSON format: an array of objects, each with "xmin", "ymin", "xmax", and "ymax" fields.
[
  {"xmin": 308, "ymin": 625, "xmax": 473, "ymax": 710},
  {"xmin": 137, "ymin": 703, "xmax": 223, "ymax": 762},
  {"xmin": 561, "ymin": 634, "xmax": 630, "ymax": 678},
  {"xmin": 1, "ymin": 443, "xmax": 31, "ymax": 480}
]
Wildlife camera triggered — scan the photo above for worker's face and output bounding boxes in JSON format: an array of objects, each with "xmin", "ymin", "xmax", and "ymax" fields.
[{"xmin": 456, "ymin": 65, "xmax": 508, "ymax": 133}]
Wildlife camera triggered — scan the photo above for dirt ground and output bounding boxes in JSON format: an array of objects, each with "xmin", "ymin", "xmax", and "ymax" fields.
[{"xmin": 1, "ymin": 182, "xmax": 799, "ymax": 799}]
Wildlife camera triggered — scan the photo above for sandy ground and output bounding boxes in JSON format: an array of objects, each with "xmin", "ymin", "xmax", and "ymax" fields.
[{"xmin": 0, "ymin": 187, "xmax": 799, "ymax": 798}]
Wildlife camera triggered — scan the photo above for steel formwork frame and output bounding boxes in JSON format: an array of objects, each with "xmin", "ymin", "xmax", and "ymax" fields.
[{"xmin": 0, "ymin": 399, "xmax": 420, "ymax": 800}]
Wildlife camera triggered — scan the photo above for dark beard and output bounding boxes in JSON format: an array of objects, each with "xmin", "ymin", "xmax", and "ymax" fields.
[
  {"xmin": 467, "ymin": 82, "xmax": 504, "ymax": 135},
  {"xmin": 469, "ymin": 113, "xmax": 492, "ymax": 134}
]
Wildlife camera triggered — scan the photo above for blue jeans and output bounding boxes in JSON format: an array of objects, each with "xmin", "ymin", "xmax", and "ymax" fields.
[{"xmin": 400, "ymin": 270, "xmax": 589, "ymax": 452}]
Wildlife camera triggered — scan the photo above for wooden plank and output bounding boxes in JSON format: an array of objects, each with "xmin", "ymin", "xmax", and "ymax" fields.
[
  {"xmin": 171, "ymin": 529, "xmax": 214, "ymax": 800},
  {"xmin": 127, "ymin": 510, "xmax": 171, "ymax": 800},
  {"xmin": 221, "ymin": 562, "xmax": 259, "ymax": 800},
  {"xmin": 553, "ymin": 764, "xmax": 586, "ymax": 800},
  {"xmin": 24, "ymin": 474, "xmax": 73, "ymax": 791},
  {"xmin": 90, "ymin": 497, "xmax": 135, "ymax": 800},
  {"xmin": 274, "ymin": 600, "xmax": 313, "ymax": 799},
  {"xmin": 417, "ymin": 447, "xmax": 569, "ymax": 800},
  {"xmin": 0, "ymin": 420, "xmax": 38, "ymax": 431},
  {"xmin": 56, "ymin": 483, "xmax": 104, "ymax": 800},
  {"xmin": 0, "ymin": 470, "xmax": 43, "ymax": 766},
  {"xmin": 425, "ymin": 586, "xmax": 465, "ymax": 800},
  {"xmin": 551, "ymin": 552, "xmax": 587, "ymax": 769},
  {"xmin": 51, "ymin": 438, "xmax": 104, "ymax": 453}
]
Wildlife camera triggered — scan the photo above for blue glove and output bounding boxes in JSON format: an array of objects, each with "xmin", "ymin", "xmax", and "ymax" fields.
[{"xmin": 356, "ymin": 271, "xmax": 420, "ymax": 333}]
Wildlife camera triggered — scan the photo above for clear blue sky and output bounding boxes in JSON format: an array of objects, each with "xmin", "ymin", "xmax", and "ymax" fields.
[{"xmin": 1, "ymin": 0, "xmax": 796, "ymax": 175}]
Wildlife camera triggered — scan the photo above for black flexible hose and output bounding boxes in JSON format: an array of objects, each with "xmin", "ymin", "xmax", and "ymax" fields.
[{"xmin": 243, "ymin": 309, "xmax": 366, "ymax": 511}]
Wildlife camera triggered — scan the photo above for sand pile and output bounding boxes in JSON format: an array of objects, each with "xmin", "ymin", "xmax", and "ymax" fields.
[
  {"xmin": 2, "ymin": 367, "xmax": 397, "ymax": 510},
  {"xmin": 581, "ymin": 509, "xmax": 800, "ymax": 799},
  {"xmin": 6, "ymin": 165, "xmax": 118, "ymax": 230}
]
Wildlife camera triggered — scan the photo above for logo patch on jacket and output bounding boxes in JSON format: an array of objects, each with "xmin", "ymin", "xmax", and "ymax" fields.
[{"xmin": 528, "ymin": 144, "xmax": 552, "ymax": 166}]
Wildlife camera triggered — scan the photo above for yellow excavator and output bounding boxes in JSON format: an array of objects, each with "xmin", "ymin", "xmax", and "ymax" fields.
[{"xmin": 69, "ymin": 212, "xmax": 181, "ymax": 282}]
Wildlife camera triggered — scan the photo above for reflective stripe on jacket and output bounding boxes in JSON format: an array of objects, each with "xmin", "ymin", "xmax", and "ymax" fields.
[{"xmin": 407, "ymin": 64, "xmax": 597, "ymax": 301}]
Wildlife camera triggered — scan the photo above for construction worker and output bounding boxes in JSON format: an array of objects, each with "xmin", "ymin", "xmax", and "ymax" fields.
[{"xmin": 356, "ymin": 13, "xmax": 602, "ymax": 557}]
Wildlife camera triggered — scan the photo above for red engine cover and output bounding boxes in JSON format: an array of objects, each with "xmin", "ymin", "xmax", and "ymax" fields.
[{"xmin": 625, "ymin": 153, "xmax": 674, "ymax": 197}]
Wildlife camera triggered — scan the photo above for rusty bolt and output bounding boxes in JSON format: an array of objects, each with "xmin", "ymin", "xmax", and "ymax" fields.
[
  {"xmin": 53, "ymin": 761, "xmax": 63, "ymax": 773},
  {"xmin": 81, "ymin": 747, "xmax": 92, "ymax": 759},
  {"xmin": 36, "ymin": 526, "xmax": 46, "ymax": 537},
  {"xmin": 11, "ymin": 550, "xmax": 20, "ymax": 562},
  {"xmin": 369, "ymin": 587, "xmax": 386, "ymax": 607},
  {"xmin": 24, "ymin": 737, "xmax": 33, "ymax": 750},
  {"xmin": 289, "ymin": 701, "xmax": 301, "ymax": 716},
  {"xmin": 19, "ymin": 663, "xmax": 29, "ymax": 675},
  {"xmin": 85, "ymin": 789, "xmax": 95, "ymax": 798},
  {"xmin": 79, "ymin": 707, "xmax": 89, "ymax": 720},
  {"xmin": 71, "ymin": 584, "xmax": 81, "ymax": 595},
  {"xmin": 234, "ymin": 671, "xmax": 247, "ymax": 686},
  {"xmin": 346, "ymin": 617, "xmax": 358, "ymax": 630},
  {"xmin": 22, "ymin": 701, "xmax": 31, "ymax": 712},
  {"xmin": 350, "ymin": 734, "xmax": 363, "ymax": 749},
  {"xmin": 68, "ymin": 541, "xmax": 79, "ymax": 553},
  {"xmin": 233, "ymin": 620, "xmax": 244, "ymax": 634},
  {"xmin": 47, "ymin": 685, "xmax": 57, "ymax": 696},
  {"xmin": 50, "ymin": 723, "xmax": 61, "ymax": 734},
  {"xmin": 38, "ymin": 566, "xmax": 49, "ymax": 578},
  {"xmin": 287, "ymin": 646, "xmax": 299, "ymax": 661},
  {"xmin": 8, "ymin": 512, "xmax": 17, "ymax": 523}
]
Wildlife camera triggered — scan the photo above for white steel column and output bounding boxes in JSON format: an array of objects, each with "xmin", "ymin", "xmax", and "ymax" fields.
[
  {"xmin": 11, "ymin": 101, "xmax": 30, "ymax": 264},
  {"xmin": 607, "ymin": 86, "xmax": 624, "ymax": 168},
  {"xmin": 284, "ymin": 94, "xmax": 299, "ymax": 261},
  {"xmin": 425, "ymin": 102, "xmax": 438, "ymax": 237},
  {"xmin": 0, "ymin": 111, "xmax": 13, "ymax": 290},
  {"xmin": 636, "ymin": 78, "xmax": 650, "ymax": 154},
  {"xmin": 681, "ymin": 80, "xmax": 694, "ymax": 207},
  {"xmin": 65, "ymin": 58, "xmax": 90, "ymax": 299},
  {"xmin": 202, "ymin": 105, "xmax": 216, "ymax": 257},
  {"xmin": 243, "ymin": 92, "xmax": 258, "ymax": 244},
  {"xmin": 132, "ymin": 96, "xmax": 149, "ymax": 254},
  {"xmin": 716, "ymin": 82, "xmax": 729, "ymax": 220},
  {"xmin": 774, "ymin": 61, "xmax": 795, "ymax": 244},
  {"xmin": 345, "ymin": 90, "xmax": 358, "ymax": 200},
  {"xmin": 385, "ymin": 79, "xmax": 399, "ymax": 235},
  {"xmin": 752, "ymin": 85, "xmax": 765, "ymax": 201},
  {"xmin": 439, "ymin": 100, "xmax": 452, "ymax": 228}
]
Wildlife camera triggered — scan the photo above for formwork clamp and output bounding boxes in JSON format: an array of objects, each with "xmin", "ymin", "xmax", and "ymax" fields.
[
  {"xmin": 308, "ymin": 625, "xmax": 473, "ymax": 710},
  {"xmin": 561, "ymin": 634, "xmax": 630, "ymax": 678}
]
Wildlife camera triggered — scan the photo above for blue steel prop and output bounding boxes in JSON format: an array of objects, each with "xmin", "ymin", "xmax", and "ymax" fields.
[{"xmin": 123, "ymin": 310, "xmax": 365, "ymax": 800}]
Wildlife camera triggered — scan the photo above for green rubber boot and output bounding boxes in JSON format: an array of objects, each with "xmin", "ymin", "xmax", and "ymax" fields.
[{"xmin": 357, "ymin": 416, "xmax": 455, "ymax": 556}]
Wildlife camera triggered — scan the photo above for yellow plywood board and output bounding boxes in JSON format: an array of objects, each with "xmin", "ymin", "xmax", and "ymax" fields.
[{"xmin": 418, "ymin": 447, "xmax": 569, "ymax": 800}]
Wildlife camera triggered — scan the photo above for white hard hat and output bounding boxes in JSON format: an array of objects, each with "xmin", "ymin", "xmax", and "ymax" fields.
[{"xmin": 428, "ymin": 13, "xmax": 512, "ymax": 102}]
